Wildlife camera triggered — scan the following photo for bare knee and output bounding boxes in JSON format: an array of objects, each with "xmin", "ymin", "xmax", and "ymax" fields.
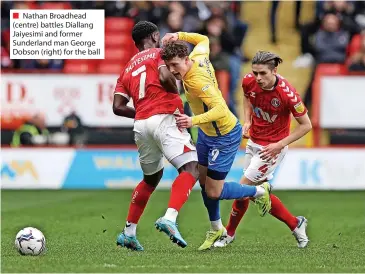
[
  {"xmin": 143, "ymin": 169, "xmax": 163, "ymax": 188},
  {"xmin": 204, "ymin": 179, "xmax": 223, "ymax": 199},
  {"xmin": 205, "ymin": 187, "xmax": 221, "ymax": 199},
  {"xmin": 179, "ymin": 161, "xmax": 199, "ymax": 180}
]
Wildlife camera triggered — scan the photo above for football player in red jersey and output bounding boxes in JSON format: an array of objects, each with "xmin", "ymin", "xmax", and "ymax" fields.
[
  {"xmin": 113, "ymin": 21, "xmax": 199, "ymax": 251},
  {"xmin": 214, "ymin": 51, "xmax": 312, "ymax": 248}
]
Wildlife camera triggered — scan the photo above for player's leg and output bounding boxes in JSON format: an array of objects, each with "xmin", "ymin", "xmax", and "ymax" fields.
[
  {"xmin": 162, "ymin": 158, "xmax": 199, "ymax": 223},
  {"xmin": 155, "ymin": 155, "xmax": 199, "ymax": 248},
  {"xmin": 152, "ymin": 114, "xmax": 199, "ymax": 247},
  {"xmin": 198, "ymin": 123, "xmax": 271, "ymax": 250},
  {"xmin": 247, "ymin": 145, "xmax": 309, "ymax": 247},
  {"xmin": 214, "ymin": 147, "xmax": 254, "ymax": 247},
  {"xmin": 218, "ymin": 142, "xmax": 309, "ymax": 248},
  {"xmin": 117, "ymin": 120, "xmax": 163, "ymax": 251}
]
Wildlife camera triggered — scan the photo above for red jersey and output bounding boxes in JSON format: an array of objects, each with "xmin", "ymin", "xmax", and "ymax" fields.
[
  {"xmin": 242, "ymin": 73, "xmax": 307, "ymax": 146},
  {"xmin": 114, "ymin": 48, "xmax": 183, "ymax": 120}
]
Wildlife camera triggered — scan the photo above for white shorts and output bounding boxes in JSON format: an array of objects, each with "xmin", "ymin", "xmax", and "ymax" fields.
[
  {"xmin": 134, "ymin": 114, "xmax": 198, "ymax": 175},
  {"xmin": 243, "ymin": 139, "xmax": 288, "ymax": 183}
]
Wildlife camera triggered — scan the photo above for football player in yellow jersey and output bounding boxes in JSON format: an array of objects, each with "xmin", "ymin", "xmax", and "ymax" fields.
[{"xmin": 161, "ymin": 32, "xmax": 272, "ymax": 250}]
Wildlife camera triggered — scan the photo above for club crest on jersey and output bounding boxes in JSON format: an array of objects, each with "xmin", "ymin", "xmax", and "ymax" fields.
[{"xmin": 271, "ymin": 98, "xmax": 280, "ymax": 108}]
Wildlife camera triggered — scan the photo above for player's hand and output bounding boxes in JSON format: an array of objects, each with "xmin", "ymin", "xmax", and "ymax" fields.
[
  {"xmin": 242, "ymin": 122, "xmax": 251, "ymax": 139},
  {"xmin": 259, "ymin": 142, "xmax": 284, "ymax": 162},
  {"xmin": 161, "ymin": 33, "xmax": 179, "ymax": 46},
  {"xmin": 175, "ymin": 113, "xmax": 192, "ymax": 128}
]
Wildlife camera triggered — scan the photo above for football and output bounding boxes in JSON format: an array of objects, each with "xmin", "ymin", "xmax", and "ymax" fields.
[{"xmin": 14, "ymin": 227, "xmax": 46, "ymax": 256}]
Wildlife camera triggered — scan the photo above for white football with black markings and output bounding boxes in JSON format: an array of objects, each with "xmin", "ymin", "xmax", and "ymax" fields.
[{"xmin": 15, "ymin": 227, "xmax": 46, "ymax": 256}]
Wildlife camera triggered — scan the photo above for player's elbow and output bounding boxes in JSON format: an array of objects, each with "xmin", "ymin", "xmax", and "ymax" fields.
[
  {"xmin": 112, "ymin": 104, "xmax": 123, "ymax": 116},
  {"xmin": 301, "ymin": 119, "xmax": 312, "ymax": 134}
]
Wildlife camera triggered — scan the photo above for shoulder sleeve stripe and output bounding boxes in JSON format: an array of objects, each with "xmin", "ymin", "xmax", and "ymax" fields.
[{"xmin": 114, "ymin": 92, "xmax": 130, "ymax": 100}]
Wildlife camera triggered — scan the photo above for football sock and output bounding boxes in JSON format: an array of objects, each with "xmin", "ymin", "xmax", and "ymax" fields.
[
  {"xmin": 164, "ymin": 208, "xmax": 178, "ymax": 223},
  {"xmin": 226, "ymin": 198, "xmax": 250, "ymax": 237},
  {"xmin": 125, "ymin": 180, "xmax": 155, "ymax": 235},
  {"xmin": 211, "ymin": 219, "xmax": 223, "ymax": 231},
  {"xmin": 269, "ymin": 194, "xmax": 298, "ymax": 231},
  {"xmin": 164, "ymin": 172, "xmax": 196, "ymax": 223},
  {"xmin": 219, "ymin": 182, "xmax": 261, "ymax": 200},
  {"xmin": 201, "ymin": 185, "xmax": 221, "ymax": 223},
  {"xmin": 124, "ymin": 222, "xmax": 137, "ymax": 237}
]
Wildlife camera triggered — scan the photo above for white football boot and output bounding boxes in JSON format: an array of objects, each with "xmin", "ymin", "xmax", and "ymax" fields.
[
  {"xmin": 292, "ymin": 216, "xmax": 309, "ymax": 248},
  {"xmin": 213, "ymin": 229, "xmax": 235, "ymax": 248}
]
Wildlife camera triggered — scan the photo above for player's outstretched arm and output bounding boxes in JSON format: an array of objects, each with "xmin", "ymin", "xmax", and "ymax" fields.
[
  {"xmin": 161, "ymin": 32, "xmax": 208, "ymax": 47},
  {"xmin": 112, "ymin": 94, "xmax": 136, "ymax": 119},
  {"xmin": 177, "ymin": 32, "xmax": 208, "ymax": 46}
]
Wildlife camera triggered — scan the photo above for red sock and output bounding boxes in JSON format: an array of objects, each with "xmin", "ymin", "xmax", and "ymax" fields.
[
  {"xmin": 226, "ymin": 198, "xmax": 249, "ymax": 237},
  {"xmin": 126, "ymin": 180, "xmax": 155, "ymax": 224},
  {"xmin": 167, "ymin": 172, "xmax": 196, "ymax": 211},
  {"xmin": 269, "ymin": 194, "xmax": 298, "ymax": 231}
]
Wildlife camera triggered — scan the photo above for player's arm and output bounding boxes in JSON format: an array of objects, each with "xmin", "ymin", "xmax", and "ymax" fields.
[
  {"xmin": 243, "ymin": 95, "xmax": 253, "ymax": 123},
  {"xmin": 112, "ymin": 94, "xmax": 135, "ymax": 119},
  {"xmin": 242, "ymin": 89, "xmax": 253, "ymax": 138},
  {"xmin": 162, "ymin": 32, "xmax": 209, "ymax": 55},
  {"xmin": 279, "ymin": 113, "xmax": 312, "ymax": 147},
  {"xmin": 158, "ymin": 58, "xmax": 178, "ymax": 93},
  {"xmin": 112, "ymin": 75, "xmax": 135, "ymax": 119},
  {"xmin": 178, "ymin": 32, "xmax": 209, "ymax": 56},
  {"xmin": 279, "ymin": 92, "xmax": 312, "ymax": 147},
  {"xmin": 190, "ymin": 82, "xmax": 226, "ymax": 126}
]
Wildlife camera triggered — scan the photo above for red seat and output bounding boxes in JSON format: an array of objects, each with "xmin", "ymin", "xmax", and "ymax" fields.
[
  {"xmin": 97, "ymin": 61, "xmax": 124, "ymax": 74},
  {"xmin": 63, "ymin": 63, "xmax": 96, "ymax": 73},
  {"xmin": 105, "ymin": 17, "xmax": 134, "ymax": 33},
  {"xmin": 316, "ymin": 64, "xmax": 347, "ymax": 75},
  {"xmin": 40, "ymin": 2, "xmax": 72, "ymax": 9},
  {"xmin": 215, "ymin": 70, "xmax": 230, "ymax": 102},
  {"xmin": 105, "ymin": 33, "xmax": 134, "ymax": 48},
  {"xmin": 347, "ymin": 34, "xmax": 362, "ymax": 57},
  {"xmin": 105, "ymin": 48, "xmax": 133, "ymax": 61}
]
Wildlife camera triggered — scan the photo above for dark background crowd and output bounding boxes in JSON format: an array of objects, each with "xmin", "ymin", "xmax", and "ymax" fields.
[{"xmin": 1, "ymin": 1, "xmax": 365, "ymax": 147}]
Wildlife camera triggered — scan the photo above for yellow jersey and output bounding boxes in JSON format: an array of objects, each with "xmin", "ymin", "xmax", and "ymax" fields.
[{"xmin": 178, "ymin": 32, "xmax": 237, "ymax": 137}]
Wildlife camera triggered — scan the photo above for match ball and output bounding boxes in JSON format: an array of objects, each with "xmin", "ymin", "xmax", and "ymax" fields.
[{"xmin": 15, "ymin": 227, "xmax": 46, "ymax": 256}]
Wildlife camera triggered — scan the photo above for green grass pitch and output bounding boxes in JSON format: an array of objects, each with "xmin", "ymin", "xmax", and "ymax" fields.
[{"xmin": 1, "ymin": 190, "xmax": 365, "ymax": 273}]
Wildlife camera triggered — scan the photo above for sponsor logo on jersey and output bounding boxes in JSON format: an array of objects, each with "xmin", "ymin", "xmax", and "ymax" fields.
[
  {"xmin": 202, "ymin": 84, "xmax": 210, "ymax": 92},
  {"xmin": 254, "ymin": 107, "xmax": 278, "ymax": 123}
]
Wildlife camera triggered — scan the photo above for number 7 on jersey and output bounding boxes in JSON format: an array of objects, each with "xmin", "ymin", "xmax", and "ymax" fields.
[{"xmin": 132, "ymin": 65, "xmax": 147, "ymax": 99}]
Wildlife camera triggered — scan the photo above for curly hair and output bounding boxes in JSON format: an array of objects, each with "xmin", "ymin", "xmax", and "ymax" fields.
[
  {"xmin": 132, "ymin": 21, "xmax": 158, "ymax": 45},
  {"xmin": 252, "ymin": 51, "xmax": 283, "ymax": 70},
  {"xmin": 161, "ymin": 41, "xmax": 189, "ymax": 61}
]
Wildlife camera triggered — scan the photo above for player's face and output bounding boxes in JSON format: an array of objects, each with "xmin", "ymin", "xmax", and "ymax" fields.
[
  {"xmin": 252, "ymin": 64, "xmax": 277, "ymax": 89},
  {"xmin": 165, "ymin": 57, "xmax": 189, "ymax": 80}
]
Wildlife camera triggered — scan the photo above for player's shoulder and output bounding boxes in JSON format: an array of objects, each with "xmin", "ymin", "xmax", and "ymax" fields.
[
  {"xmin": 242, "ymin": 73, "xmax": 256, "ymax": 88},
  {"xmin": 275, "ymin": 75, "xmax": 303, "ymax": 107},
  {"xmin": 276, "ymin": 74, "xmax": 296, "ymax": 91}
]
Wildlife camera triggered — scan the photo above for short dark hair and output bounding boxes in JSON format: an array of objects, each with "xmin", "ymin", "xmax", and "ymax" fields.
[
  {"xmin": 161, "ymin": 41, "xmax": 189, "ymax": 61},
  {"xmin": 252, "ymin": 51, "xmax": 283, "ymax": 70},
  {"xmin": 132, "ymin": 21, "xmax": 158, "ymax": 45}
]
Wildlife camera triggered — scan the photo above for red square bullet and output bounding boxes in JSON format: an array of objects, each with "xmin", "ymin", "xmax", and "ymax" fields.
[{"xmin": 13, "ymin": 12, "xmax": 19, "ymax": 19}]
